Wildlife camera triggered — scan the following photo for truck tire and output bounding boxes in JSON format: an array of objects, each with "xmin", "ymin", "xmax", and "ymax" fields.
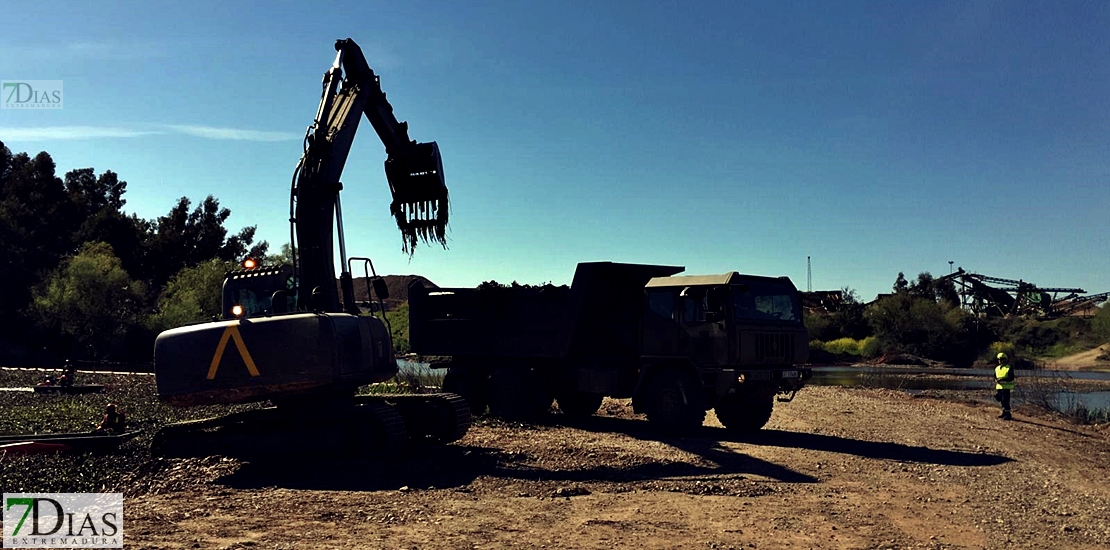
[
  {"xmin": 643, "ymin": 369, "xmax": 706, "ymax": 434},
  {"xmin": 714, "ymin": 392, "xmax": 774, "ymax": 432},
  {"xmin": 442, "ymin": 367, "xmax": 488, "ymax": 416},
  {"xmin": 555, "ymin": 391, "xmax": 604, "ymax": 419},
  {"xmin": 487, "ymin": 367, "xmax": 551, "ymax": 420}
]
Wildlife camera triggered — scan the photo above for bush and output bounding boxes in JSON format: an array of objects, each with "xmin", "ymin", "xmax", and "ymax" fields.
[
  {"xmin": 804, "ymin": 303, "xmax": 870, "ymax": 342},
  {"xmin": 859, "ymin": 336, "xmax": 883, "ymax": 358},
  {"xmin": 864, "ymin": 292, "xmax": 976, "ymax": 365},
  {"xmin": 989, "ymin": 316, "xmax": 1097, "ymax": 357},
  {"xmin": 822, "ymin": 337, "xmax": 864, "ymax": 356},
  {"xmin": 382, "ymin": 302, "xmax": 410, "ymax": 354},
  {"xmin": 803, "ymin": 311, "xmax": 832, "ymax": 341},
  {"xmin": 1092, "ymin": 305, "xmax": 1110, "ymax": 342},
  {"xmin": 809, "ymin": 336, "xmax": 879, "ymax": 360}
]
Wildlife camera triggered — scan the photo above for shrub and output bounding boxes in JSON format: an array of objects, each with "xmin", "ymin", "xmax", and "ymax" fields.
[
  {"xmin": 865, "ymin": 292, "xmax": 976, "ymax": 365},
  {"xmin": 822, "ymin": 337, "xmax": 864, "ymax": 356},
  {"xmin": 1092, "ymin": 305, "xmax": 1110, "ymax": 342},
  {"xmin": 859, "ymin": 336, "xmax": 882, "ymax": 358}
]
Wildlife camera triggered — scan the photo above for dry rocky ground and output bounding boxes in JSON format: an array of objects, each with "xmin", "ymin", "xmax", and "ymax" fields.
[{"xmin": 119, "ymin": 385, "xmax": 1110, "ymax": 550}]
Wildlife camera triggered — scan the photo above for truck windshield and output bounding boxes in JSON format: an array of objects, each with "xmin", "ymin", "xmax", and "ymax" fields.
[{"xmin": 732, "ymin": 282, "xmax": 800, "ymax": 323}]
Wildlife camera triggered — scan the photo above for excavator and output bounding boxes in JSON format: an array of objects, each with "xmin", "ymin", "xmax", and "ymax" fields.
[{"xmin": 150, "ymin": 39, "xmax": 469, "ymax": 458}]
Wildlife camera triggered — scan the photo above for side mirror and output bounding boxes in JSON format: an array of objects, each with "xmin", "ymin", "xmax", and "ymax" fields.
[{"xmin": 372, "ymin": 277, "xmax": 389, "ymax": 300}]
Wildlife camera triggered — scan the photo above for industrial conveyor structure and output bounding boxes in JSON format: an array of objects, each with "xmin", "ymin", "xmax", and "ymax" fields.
[{"xmin": 938, "ymin": 268, "xmax": 1107, "ymax": 318}]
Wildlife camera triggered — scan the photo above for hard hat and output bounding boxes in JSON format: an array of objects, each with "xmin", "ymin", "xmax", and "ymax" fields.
[{"xmin": 997, "ymin": 352, "xmax": 1008, "ymax": 361}]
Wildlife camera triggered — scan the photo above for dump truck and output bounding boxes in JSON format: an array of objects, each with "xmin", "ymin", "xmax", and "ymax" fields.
[{"xmin": 409, "ymin": 262, "xmax": 811, "ymax": 433}]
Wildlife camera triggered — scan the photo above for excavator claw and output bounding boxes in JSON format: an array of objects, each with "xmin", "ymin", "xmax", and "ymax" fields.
[{"xmin": 387, "ymin": 140, "xmax": 449, "ymax": 254}]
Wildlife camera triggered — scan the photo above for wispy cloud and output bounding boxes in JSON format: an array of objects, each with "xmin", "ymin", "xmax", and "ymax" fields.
[
  {"xmin": 0, "ymin": 126, "xmax": 163, "ymax": 140},
  {"xmin": 0, "ymin": 124, "xmax": 299, "ymax": 142},
  {"xmin": 1, "ymin": 41, "xmax": 170, "ymax": 63},
  {"xmin": 165, "ymin": 124, "xmax": 299, "ymax": 142}
]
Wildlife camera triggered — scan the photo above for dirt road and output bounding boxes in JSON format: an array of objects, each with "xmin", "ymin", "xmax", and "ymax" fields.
[
  {"xmin": 124, "ymin": 386, "xmax": 1110, "ymax": 549},
  {"xmin": 1048, "ymin": 344, "xmax": 1110, "ymax": 370}
]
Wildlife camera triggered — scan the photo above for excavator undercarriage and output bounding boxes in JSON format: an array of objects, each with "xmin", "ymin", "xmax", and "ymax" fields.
[{"xmin": 151, "ymin": 394, "xmax": 471, "ymax": 459}]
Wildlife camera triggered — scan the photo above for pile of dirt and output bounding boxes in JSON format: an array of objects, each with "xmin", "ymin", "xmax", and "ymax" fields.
[{"xmin": 348, "ymin": 274, "xmax": 436, "ymax": 311}]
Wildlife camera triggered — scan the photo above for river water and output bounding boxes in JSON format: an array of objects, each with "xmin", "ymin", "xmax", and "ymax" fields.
[{"xmin": 810, "ymin": 366, "xmax": 1110, "ymax": 412}]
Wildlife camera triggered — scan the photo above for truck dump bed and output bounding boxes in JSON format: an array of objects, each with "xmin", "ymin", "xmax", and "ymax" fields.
[{"xmin": 409, "ymin": 262, "xmax": 683, "ymax": 359}]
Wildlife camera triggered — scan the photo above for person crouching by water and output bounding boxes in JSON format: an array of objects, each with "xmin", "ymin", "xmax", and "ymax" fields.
[
  {"xmin": 60, "ymin": 359, "xmax": 77, "ymax": 387},
  {"xmin": 995, "ymin": 352, "xmax": 1015, "ymax": 420},
  {"xmin": 94, "ymin": 403, "xmax": 127, "ymax": 434}
]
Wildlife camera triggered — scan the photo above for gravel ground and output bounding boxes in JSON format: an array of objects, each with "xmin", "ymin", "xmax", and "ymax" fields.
[{"xmin": 115, "ymin": 385, "xmax": 1110, "ymax": 549}]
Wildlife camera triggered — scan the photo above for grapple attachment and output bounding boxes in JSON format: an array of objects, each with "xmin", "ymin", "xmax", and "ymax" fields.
[{"xmin": 387, "ymin": 140, "xmax": 448, "ymax": 254}]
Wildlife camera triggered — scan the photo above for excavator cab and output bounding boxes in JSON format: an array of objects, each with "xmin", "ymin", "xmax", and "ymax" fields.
[{"xmin": 221, "ymin": 264, "xmax": 296, "ymax": 319}]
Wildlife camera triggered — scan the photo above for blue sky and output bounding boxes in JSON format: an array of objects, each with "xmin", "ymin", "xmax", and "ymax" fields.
[{"xmin": 1, "ymin": 0, "xmax": 1107, "ymax": 302}]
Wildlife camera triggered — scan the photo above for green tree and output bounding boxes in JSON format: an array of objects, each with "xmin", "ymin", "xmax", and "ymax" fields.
[
  {"xmin": 149, "ymin": 196, "xmax": 268, "ymax": 287},
  {"xmin": 148, "ymin": 259, "xmax": 235, "ymax": 333},
  {"xmin": 893, "ymin": 272, "xmax": 909, "ymax": 293},
  {"xmin": 909, "ymin": 271, "xmax": 959, "ymax": 305},
  {"xmin": 0, "ymin": 147, "xmax": 74, "ymax": 332},
  {"xmin": 64, "ymin": 167, "xmax": 152, "ymax": 280},
  {"xmin": 265, "ymin": 242, "xmax": 297, "ymax": 267},
  {"xmin": 28, "ymin": 242, "xmax": 148, "ymax": 359}
]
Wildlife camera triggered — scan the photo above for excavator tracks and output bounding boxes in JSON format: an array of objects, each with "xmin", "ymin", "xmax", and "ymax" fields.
[
  {"xmin": 151, "ymin": 393, "xmax": 470, "ymax": 459},
  {"xmin": 364, "ymin": 392, "xmax": 473, "ymax": 444}
]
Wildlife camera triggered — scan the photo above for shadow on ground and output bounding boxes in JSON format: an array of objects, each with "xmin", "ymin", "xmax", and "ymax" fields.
[
  {"xmin": 206, "ymin": 413, "xmax": 1010, "ymax": 492},
  {"xmin": 563, "ymin": 415, "xmax": 1012, "ymax": 468},
  {"xmin": 211, "ymin": 416, "xmax": 816, "ymax": 490}
]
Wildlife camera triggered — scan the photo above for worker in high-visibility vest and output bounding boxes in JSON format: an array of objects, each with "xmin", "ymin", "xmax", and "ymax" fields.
[{"xmin": 994, "ymin": 352, "xmax": 1015, "ymax": 420}]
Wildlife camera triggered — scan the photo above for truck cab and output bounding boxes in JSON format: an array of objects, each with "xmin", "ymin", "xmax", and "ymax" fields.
[{"xmin": 642, "ymin": 272, "xmax": 808, "ymax": 368}]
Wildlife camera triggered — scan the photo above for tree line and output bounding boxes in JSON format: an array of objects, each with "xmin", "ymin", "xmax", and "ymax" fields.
[
  {"xmin": 0, "ymin": 141, "xmax": 268, "ymax": 364},
  {"xmin": 806, "ymin": 271, "xmax": 1110, "ymax": 367}
]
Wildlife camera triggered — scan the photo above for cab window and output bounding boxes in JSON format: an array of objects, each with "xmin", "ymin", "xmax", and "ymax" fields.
[{"xmin": 647, "ymin": 290, "xmax": 675, "ymax": 319}]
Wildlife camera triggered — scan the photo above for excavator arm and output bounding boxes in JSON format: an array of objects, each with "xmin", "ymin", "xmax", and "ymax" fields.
[{"xmin": 295, "ymin": 38, "xmax": 448, "ymax": 313}]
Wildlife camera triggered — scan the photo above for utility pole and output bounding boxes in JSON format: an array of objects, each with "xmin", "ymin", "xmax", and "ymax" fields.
[
  {"xmin": 949, "ymin": 260, "xmax": 954, "ymax": 275},
  {"xmin": 807, "ymin": 256, "xmax": 812, "ymax": 293}
]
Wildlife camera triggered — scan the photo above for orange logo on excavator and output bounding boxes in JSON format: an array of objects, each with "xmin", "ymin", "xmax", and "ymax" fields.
[{"xmin": 207, "ymin": 324, "xmax": 261, "ymax": 380}]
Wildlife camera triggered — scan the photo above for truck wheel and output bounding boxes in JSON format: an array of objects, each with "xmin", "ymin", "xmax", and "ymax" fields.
[
  {"xmin": 643, "ymin": 369, "xmax": 706, "ymax": 434},
  {"xmin": 714, "ymin": 393, "xmax": 774, "ymax": 432},
  {"xmin": 487, "ymin": 367, "xmax": 551, "ymax": 420},
  {"xmin": 442, "ymin": 367, "xmax": 488, "ymax": 416},
  {"xmin": 555, "ymin": 391, "xmax": 604, "ymax": 419}
]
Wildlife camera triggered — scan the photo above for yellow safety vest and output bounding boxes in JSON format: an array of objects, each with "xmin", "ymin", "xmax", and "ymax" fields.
[{"xmin": 995, "ymin": 364, "xmax": 1015, "ymax": 390}]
